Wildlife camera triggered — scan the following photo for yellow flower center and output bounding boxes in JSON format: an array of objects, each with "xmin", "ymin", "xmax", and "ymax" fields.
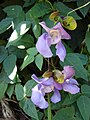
[
  {"xmin": 49, "ymin": 30, "xmax": 59, "ymax": 43},
  {"xmin": 53, "ymin": 70, "xmax": 64, "ymax": 84}
]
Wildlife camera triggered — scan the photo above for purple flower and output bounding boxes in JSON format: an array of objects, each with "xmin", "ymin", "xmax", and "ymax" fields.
[
  {"xmin": 31, "ymin": 74, "xmax": 61, "ymax": 109},
  {"xmin": 31, "ymin": 66, "xmax": 80, "ymax": 109},
  {"xmin": 36, "ymin": 22, "xmax": 71, "ymax": 62},
  {"xmin": 55, "ymin": 66, "xmax": 80, "ymax": 94}
]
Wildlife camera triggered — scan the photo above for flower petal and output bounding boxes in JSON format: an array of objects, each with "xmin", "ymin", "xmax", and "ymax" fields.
[
  {"xmin": 43, "ymin": 85, "xmax": 54, "ymax": 93},
  {"xmin": 51, "ymin": 89, "xmax": 61, "ymax": 103},
  {"xmin": 52, "ymin": 22, "xmax": 62, "ymax": 30},
  {"xmin": 54, "ymin": 81, "xmax": 63, "ymax": 90},
  {"xmin": 52, "ymin": 22, "xmax": 71, "ymax": 39},
  {"xmin": 56, "ymin": 41, "xmax": 66, "ymax": 62},
  {"xmin": 31, "ymin": 74, "xmax": 54, "ymax": 86},
  {"xmin": 36, "ymin": 33, "xmax": 53, "ymax": 58},
  {"xmin": 62, "ymin": 83, "xmax": 80, "ymax": 94},
  {"xmin": 49, "ymin": 29, "xmax": 61, "ymax": 45},
  {"xmin": 31, "ymin": 74, "xmax": 41, "ymax": 83},
  {"xmin": 42, "ymin": 77, "xmax": 54, "ymax": 86},
  {"xmin": 66, "ymin": 78, "xmax": 79, "ymax": 85},
  {"xmin": 62, "ymin": 66, "xmax": 75, "ymax": 79},
  {"xmin": 60, "ymin": 26, "xmax": 71, "ymax": 39},
  {"xmin": 39, "ymin": 21, "xmax": 50, "ymax": 33},
  {"xmin": 31, "ymin": 85, "xmax": 48, "ymax": 109}
]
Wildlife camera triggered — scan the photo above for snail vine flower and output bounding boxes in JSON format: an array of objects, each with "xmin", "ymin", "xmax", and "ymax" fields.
[
  {"xmin": 31, "ymin": 66, "xmax": 80, "ymax": 109},
  {"xmin": 36, "ymin": 21, "xmax": 71, "ymax": 62}
]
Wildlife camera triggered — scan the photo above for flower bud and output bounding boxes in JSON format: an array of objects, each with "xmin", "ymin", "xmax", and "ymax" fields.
[
  {"xmin": 42, "ymin": 71, "xmax": 53, "ymax": 78},
  {"xmin": 62, "ymin": 16, "xmax": 77, "ymax": 30},
  {"xmin": 49, "ymin": 11, "xmax": 59, "ymax": 22}
]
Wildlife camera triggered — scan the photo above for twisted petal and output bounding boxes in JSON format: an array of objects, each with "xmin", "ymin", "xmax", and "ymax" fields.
[
  {"xmin": 62, "ymin": 82, "xmax": 80, "ymax": 94},
  {"xmin": 56, "ymin": 41, "xmax": 66, "ymax": 62},
  {"xmin": 39, "ymin": 21, "xmax": 50, "ymax": 33},
  {"xmin": 51, "ymin": 89, "xmax": 61, "ymax": 103},
  {"xmin": 62, "ymin": 66, "xmax": 75, "ymax": 79},
  {"xmin": 31, "ymin": 85, "xmax": 48, "ymax": 109},
  {"xmin": 36, "ymin": 33, "xmax": 53, "ymax": 58},
  {"xmin": 31, "ymin": 74, "xmax": 54, "ymax": 86},
  {"xmin": 31, "ymin": 74, "xmax": 41, "ymax": 83}
]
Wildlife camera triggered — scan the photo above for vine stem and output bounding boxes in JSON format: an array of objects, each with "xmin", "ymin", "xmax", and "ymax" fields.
[
  {"xmin": 67, "ymin": 1, "xmax": 90, "ymax": 16},
  {"xmin": 47, "ymin": 94, "xmax": 52, "ymax": 120}
]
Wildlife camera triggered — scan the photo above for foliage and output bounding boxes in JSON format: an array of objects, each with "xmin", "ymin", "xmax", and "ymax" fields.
[{"xmin": 0, "ymin": 0, "xmax": 90, "ymax": 120}]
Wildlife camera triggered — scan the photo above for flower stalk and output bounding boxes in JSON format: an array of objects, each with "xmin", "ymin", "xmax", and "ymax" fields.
[{"xmin": 47, "ymin": 94, "xmax": 52, "ymax": 120}]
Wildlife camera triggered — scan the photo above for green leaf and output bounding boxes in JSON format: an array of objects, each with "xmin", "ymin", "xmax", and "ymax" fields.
[
  {"xmin": 3, "ymin": 54, "xmax": 17, "ymax": 75},
  {"xmin": 24, "ymin": 79, "xmax": 37, "ymax": 97},
  {"xmin": 52, "ymin": 106, "xmax": 75, "ymax": 120},
  {"xmin": 15, "ymin": 84, "xmax": 24, "ymax": 101},
  {"xmin": 85, "ymin": 30, "xmax": 90, "ymax": 53},
  {"xmin": 75, "ymin": 53, "xmax": 88, "ymax": 65},
  {"xmin": 6, "ymin": 21, "xmax": 31, "ymax": 48},
  {"xmin": 3, "ymin": 5, "xmax": 23, "ymax": 18},
  {"xmin": 0, "ymin": 70, "xmax": 11, "ymax": 83},
  {"xmin": 61, "ymin": 53, "xmax": 88, "ymax": 80},
  {"xmin": 21, "ymin": 55, "xmax": 34, "ymax": 70},
  {"xmin": 54, "ymin": 2, "xmax": 81, "ymax": 20},
  {"xmin": 12, "ymin": 11, "xmax": 25, "ymax": 29},
  {"xmin": 32, "ymin": 18, "xmax": 41, "ymax": 38},
  {"xmin": 81, "ymin": 84, "xmax": 90, "ymax": 97},
  {"xmin": 6, "ymin": 84, "xmax": 14, "ymax": 98},
  {"xmin": 35, "ymin": 54, "xmax": 43, "ymax": 71},
  {"xmin": 13, "ymin": 34, "xmax": 34, "ymax": 48},
  {"xmin": 27, "ymin": 2, "xmax": 52, "ymax": 18},
  {"xmin": 62, "ymin": 93, "xmax": 81, "ymax": 106},
  {"xmin": 23, "ymin": 0, "xmax": 36, "ymax": 8},
  {"xmin": 27, "ymin": 47, "xmax": 38, "ymax": 56},
  {"xmin": 0, "ymin": 81, "xmax": 8, "ymax": 100},
  {"xmin": 8, "ymin": 46, "xmax": 26, "ymax": 58},
  {"xmin": 19, "ymin": 98, "xmax": 39, "ymax": 120},
  {"xmin": 77, "ymin": 0, "xmax": 90, "ymax": 17},
  {"xmin": 0, "ymin": 17, "xmax": 12, "ymax": 34},
  {"xmin": 3, "ymin": 54, "xmax": 17, "ymax": 80},
  {"xmin": 0, "ymin": 46, "xmax": 8, "ymax": 63},
  {"xmin": 77, "ymin": 95, "xmax": 90, "ymax": 120}
]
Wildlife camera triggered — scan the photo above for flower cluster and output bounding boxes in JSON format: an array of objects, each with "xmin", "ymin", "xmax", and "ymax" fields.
[
  {"xmin": 31, "ymin": 21, "xmax": 80, "ymax": 109},
  {"xmin": 31, "ymin": 66, "xmax": 80, "ymax": 109}
]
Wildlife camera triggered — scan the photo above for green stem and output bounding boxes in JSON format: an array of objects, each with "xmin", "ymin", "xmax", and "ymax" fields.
[
  {"xmin": 67, "ymin": 1, "xmax": 90, "ymax": 16},
  {"xmin": 47, "ymin": 94, "xmax": 52, "ymax": 120}
]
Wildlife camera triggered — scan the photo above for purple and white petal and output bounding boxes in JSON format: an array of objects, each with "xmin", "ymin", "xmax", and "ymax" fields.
[
  {"xmin": 31, "ymin": 85, "xmax": 42, "ymax": 106},
  {"xmin": 36, "ymin": 33, "xmax": 53, "ymax": 58},
  {"xmin": 62, "ymin": 66, "xmax": 75, "ymax": 79},
  {"xmin": 66, "ymin": 78, "xmax": 79, "ymax": 85},
  {"xmin": 31, "ymin": 85, "xmax": 48, "ymax": 109},
  {"xmin": 51, "ymin": 89, "xmax": 61, "ymax": 103},
  {"xmin": 62, "ymin": 83, "xmax": 80, "ymax": 94},
  {"xmin": 31, "ymin": 74, "xmax": 42, "ymax": 83},
  {"xmin": 43, "ymin": 85, "xmax": 54, "ymax": 93},
  {"xmin": 49, "ymin": 29, "xmax": 61, "ymax": 45},
  {"xmin": 56, "ymin": 41, "xmax": 66, "ymax": 62},
  {"xmin": 39, "ymin": 21, "xmax": 50, "ymax": 33},
  {"xmin": 38, "ymin": 96, "xmax": 49, "ymax": 109}
]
